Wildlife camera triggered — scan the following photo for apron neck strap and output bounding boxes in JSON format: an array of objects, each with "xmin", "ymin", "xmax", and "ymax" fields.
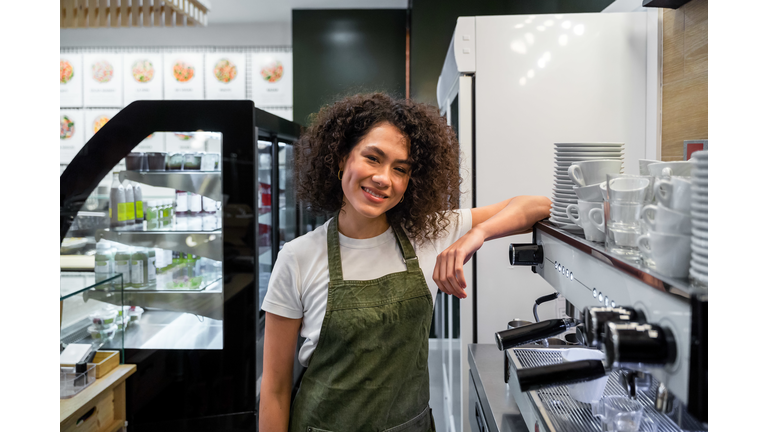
[{"xmin": 327, "ymin": 211, "xmax": 420, "ymax": 282}]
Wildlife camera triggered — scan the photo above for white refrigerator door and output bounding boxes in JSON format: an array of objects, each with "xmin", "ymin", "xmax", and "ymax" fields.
[{"xmin": 472, "ymin": 12, "xmax": 648, "ymax": 343}]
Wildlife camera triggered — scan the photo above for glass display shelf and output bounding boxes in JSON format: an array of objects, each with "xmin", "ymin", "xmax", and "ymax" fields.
[
  {"xmin": 86, "ymin": 278, "xmax": 223, "ymax": 320},
  {"xmin": 96, "ymin": 214, "xmax": 222, "ymax": 260},
  {"xmin": 60, "ymin": 273, "xmax": 125, "ymax": 355},
  {"xmin": 120, "ymin": 170, "xmax": 221, "ymax": 200}
]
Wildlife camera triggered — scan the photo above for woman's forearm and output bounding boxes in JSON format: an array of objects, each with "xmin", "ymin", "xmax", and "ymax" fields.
[
  {"xmin": 474, "ymin": 195, "xmax": 551, "ymax": 242},
  {"xmin": 259, "ymin": 388, "xmax": 292, "ymax": 432}
]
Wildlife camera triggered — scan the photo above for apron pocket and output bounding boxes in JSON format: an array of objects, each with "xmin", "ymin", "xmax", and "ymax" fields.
[
  {"xmin": 307, "ymin": 428, "xmax": 334, "ymax": 432},
  {"xmin": 382, "ymin": 406, "xmax": 431, "ymax": 432}
]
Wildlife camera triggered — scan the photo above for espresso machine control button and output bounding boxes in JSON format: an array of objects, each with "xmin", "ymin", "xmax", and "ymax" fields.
[
  {"xmin": 509, "ymin": 244, "xmax": 544, "ymax": 266},
  {"xmin": 583, "ymin": 306, "xmax": 643, "ymax": 349},
  {"xmin": 603, "ymin": 322, "xmax": 677, "ymax": 369}
]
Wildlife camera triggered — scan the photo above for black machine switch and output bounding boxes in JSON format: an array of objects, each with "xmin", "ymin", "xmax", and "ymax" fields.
[{"xmin": 509, "ymin": 244, "xmax": 543, "ymax": 266}]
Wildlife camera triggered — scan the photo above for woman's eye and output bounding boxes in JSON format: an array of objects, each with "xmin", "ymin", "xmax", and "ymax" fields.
[
  {"xmin": 366, "ymin": 156, "xmax": 378, "ymax": 162},
  {"xmin": 395, "ymin": 168, "xmax": 407, "ymax": 174}
]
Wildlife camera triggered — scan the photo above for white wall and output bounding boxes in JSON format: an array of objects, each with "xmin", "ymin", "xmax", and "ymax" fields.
[{"xmin": 60, "ymin": 22, "xmax": 291, "ymax": 47}]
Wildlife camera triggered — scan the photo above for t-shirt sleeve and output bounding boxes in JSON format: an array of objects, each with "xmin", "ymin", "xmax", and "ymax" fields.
[{"xmin": 261, "ymin": 243, "xmax": 304, "ymax": 319}]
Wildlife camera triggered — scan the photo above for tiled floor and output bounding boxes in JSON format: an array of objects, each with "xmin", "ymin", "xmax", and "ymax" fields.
[{"xmin": 428, "ymin": 341, "xmax": 462, "ymax": 432}]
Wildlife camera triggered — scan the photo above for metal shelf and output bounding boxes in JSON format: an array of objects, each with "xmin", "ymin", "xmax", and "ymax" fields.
[
  {"xmin": 534, "ymin": 220, "xmax": 707, "ymax": 301},
  {"xmin": 96, "ymin": 217, "xmax": 222, "ymax": 261},
  {"xmin": 120, "ymin": 171, "xmax": 221, "ymax": 200},
  {"xmin": 85, "ymin": 279, "xmax": 224, "ymax": 320}
]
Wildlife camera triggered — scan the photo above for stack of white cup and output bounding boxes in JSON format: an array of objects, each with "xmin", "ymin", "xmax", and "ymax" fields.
[
  {"xmin": 565, "ymin": 160, "xmax": 624, "ymax": 242},
  {"xmin": 636, "ymin": 161, "xmax": 694, "ymax": 278}
]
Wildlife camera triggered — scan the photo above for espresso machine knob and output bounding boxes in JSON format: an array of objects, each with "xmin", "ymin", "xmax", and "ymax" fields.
[
  {"xmin": 509, "ymin": 244, "xmax": 544, "ymax": 266},
  {"xmin": 603, "ymin": 322, "xmax": 677, "ymax": 370},
  {"xmin": 583, "ymin": 306, "xmax": 644, "ymax": 348}
]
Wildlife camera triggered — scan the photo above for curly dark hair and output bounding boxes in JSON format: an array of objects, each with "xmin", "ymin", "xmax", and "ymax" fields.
[{"xmin": 294, "ymin": 92, "xmax": 463, "ymax": 243}]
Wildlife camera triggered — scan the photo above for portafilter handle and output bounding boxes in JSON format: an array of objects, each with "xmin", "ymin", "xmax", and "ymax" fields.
[
  {"xmin": 583, "ymin": 306, "xmax": 644, "ymax": 348},
  {"xmin": 495, "ymin": 318, "xmax": 578, "ymax": 351},
  {"xmin": 517, "ymin": 359, "xmax": 607, "ymax": 392}
]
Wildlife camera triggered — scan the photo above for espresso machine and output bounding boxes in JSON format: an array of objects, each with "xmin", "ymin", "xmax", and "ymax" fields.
[{"xmin": 495, "ymin": 220, "xmax": 707, "ymax": 432}]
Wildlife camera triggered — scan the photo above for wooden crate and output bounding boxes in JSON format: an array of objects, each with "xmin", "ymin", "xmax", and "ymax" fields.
[{"xmin": 90, "ymin": 351, "xmax": 119, "ymax": 379}]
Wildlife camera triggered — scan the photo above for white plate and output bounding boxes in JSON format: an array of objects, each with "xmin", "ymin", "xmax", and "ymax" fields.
[
  {"xmin": 691, "ymin": 219, "xmax": 708, "ymax": 230},
  {"xmin": 692, "ymin": 227, "xmax": 708, "ymax": 239},
  {"xmin": 555, "ymin": 147, "xmax": 625, "ymax": 152},
  {"xmin": 691, "ymin": 176, "xmax": 708, "ymax": 185},
  {"xmin": 692, "ymin": 251, "xmax": 708, "ymax": 265},
  {"xmin": 555, "ymin": 156, "xmax": 624, "ymax": 162},
  {"xmin": 691, "ymin": 236, "xmax": 708, "ymax": 249},
  {"xmin": 551, "ymin": 206, "xmax": 568, "ymax": 214},
  {"xmin": 691, "ymin": 243, "xmax": 707, "ymax": 257},
  {"xmin": 691, "ymin": 200, "xmax": 708, "ymax": 212},
  {"xmin": 553, "ymin": 199, "xmax": 579, "ymax": 206},
  {"xmin": 691, "ymin": 209, "xmax": 707, "ymax": 221},
  {"xmin": 555, "ymin": 180, "xmax": 576, "ymax": 186},
  {"xmin": 555, "ymin": 152, "xmax": 625, "ymax": 157},
  {"xmin": 550, "ymin": 215, "xmax": 572, "ymax": 223},
  {"xmin": 553, "ymin": 189, "xmax": 578, "ymax": 196},
  {"xmin": 554, "ymin": 143, "xmax": 624, "ymax": 148},
  {"xmin": 549, "ymin": 219, "xmax": 583, "ymax": 230},
  {"xmin": 690, "ymin": 260, "xmax": 708, "ymax": 274},
  {"xmin": 691, "ymin": 184, "xmax": 708, "ymax": 194},
  {"xmin": 689, "ymin": 267, "xmax": 708, "ymax": 285}
]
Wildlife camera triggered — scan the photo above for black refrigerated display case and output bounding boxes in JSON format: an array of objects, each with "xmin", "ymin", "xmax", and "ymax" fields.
[{"xmin": 60, "ymin": 100, "xmax": 303, "ymax": 431}]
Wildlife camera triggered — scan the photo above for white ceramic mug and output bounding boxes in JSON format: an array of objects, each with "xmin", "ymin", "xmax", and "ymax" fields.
[
  {"xmin": 637, "ymin": 231, "xmax": 693, "ymax": 278},
  {"xmin": 568, "ymin": 160, "xmax": 624, "ymax": 187},
  {"xmin": 561, "ymin": 349, "xmax": 609, "ymax": 404},
  {"xmin": 642, "ymin": 204, "xmax": 692, "ymax": 234},
  {"xmin": 573, "ymin": 183, "xmax": 603, "ymax": 202},
  {"xmin": 647, "ymin": 161, "xmax": 692, "ymax": 178},
  {"xmin": 655, "ymin": 177, "xmax": 692, "ymax": 213},
  {"xmin": 639, "ymin": 159, "xmax": 661, "ymax": 176},
  {"xmin": 567, "ymin": 200, "xmax": 605, "ymax": 242}
]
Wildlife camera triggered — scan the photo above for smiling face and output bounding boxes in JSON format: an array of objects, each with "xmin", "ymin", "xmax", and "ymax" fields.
[{"xmin": 338, "ymin": 122, "xmax": 411, "ymax": 231}]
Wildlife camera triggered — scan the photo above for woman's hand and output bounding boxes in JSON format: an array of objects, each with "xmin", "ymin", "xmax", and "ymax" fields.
[{"xmin": 433, "ymin": 227, "xmax": 486, "ymax": 299}]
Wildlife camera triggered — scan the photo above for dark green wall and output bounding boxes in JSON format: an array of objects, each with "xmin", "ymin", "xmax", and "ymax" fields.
[
  {"xmin": 292, "ymin": 9, "xmax": 407, "ymax": 126},
  {"xmin": 410, "ymin": 0, "xmax": 615, "ymax": 107}
]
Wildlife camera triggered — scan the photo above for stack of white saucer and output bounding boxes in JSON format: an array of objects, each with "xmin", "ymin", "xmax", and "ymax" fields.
[
  {"xmin": 689, "ymin": 151, "xmax": 708, "ymax": 286},
  {"xmin": 551, "ymin": 143, "xmax": 624, "ymax": 232}
]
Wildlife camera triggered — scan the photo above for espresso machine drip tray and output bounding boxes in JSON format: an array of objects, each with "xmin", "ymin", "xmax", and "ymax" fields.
[{"xmin": 508, "ymin": 348, "xmax": 707, "ymax": 432}]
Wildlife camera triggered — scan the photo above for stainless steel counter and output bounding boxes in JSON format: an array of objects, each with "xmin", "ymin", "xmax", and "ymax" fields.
[{"xmin": 468, "ymin": 344, "xmax": 528, "ymax": 432}]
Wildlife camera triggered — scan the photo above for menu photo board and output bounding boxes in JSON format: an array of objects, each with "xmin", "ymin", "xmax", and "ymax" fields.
[
  {"xmin": 60, "ymin": 109, "xmax": 85, "ymax": 164},
  {"xmin": 83, "ymin": 53, "xmax": 123, "ymax": 107},
  {"xmin": 134, "ymin": 132, "xmax": 166, "ymax": 153},
  {"xmin": 204, "ymin": 52, "xmax": 246, "ymax": 100},
  {"xmin": 84, "ymin": 108, "xmax": 121, "ymax": 143},
  {"xmin": 251, "ymin": 52, "xmax": 293, "ymax": 106},
  {"xmin": 123, "ymin": 52, "xmax": 164, "ymax": 106},
  {"xmin": 163, "ymin": 52, "xmax": 204, "ymax": 100},
  {"xmin": 60, "ymin": 54, "xmax": 83, "ymax": 107}
]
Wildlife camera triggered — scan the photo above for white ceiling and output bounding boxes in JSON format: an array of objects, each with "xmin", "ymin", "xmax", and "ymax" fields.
[{"xmin": 206, "ymin": 0, "xmax": 409, "ymax": 24}]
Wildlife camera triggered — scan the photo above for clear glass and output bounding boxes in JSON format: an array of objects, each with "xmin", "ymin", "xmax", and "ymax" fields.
[
  {"xmin": 592, "ymin": 396, "xmax": 658, "ymax": 432},
  {"xmin": 61, "ymin": 130, "xmax": 224, "ymax": 351},
  {"xmin": 279, "ymin": 142, "xmax": 297, "ymax": 249},
  {"xmin": 603, "ymin": 174, "xmax": 655, "ymax": 261}
]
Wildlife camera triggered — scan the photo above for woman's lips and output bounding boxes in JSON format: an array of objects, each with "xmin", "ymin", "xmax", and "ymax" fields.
[{"xmin": 362, "ymin": 186, "xmax": 387, "ymax": 203}]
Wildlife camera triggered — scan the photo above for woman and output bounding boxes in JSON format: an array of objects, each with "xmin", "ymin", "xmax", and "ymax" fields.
[{"xmin": 260, "ymin": 93, "xmax": 551, "ymax": 431}]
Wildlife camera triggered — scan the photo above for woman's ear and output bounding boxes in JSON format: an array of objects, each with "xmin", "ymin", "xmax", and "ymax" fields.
[{"xmin": 338, "ymin": 156, "xmax": 347, "ymax": 171}]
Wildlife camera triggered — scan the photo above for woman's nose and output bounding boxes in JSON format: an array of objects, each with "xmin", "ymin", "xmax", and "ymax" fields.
[{"xmin": 371, "ymin": 170, "xmax": 391, "ymax": 187}]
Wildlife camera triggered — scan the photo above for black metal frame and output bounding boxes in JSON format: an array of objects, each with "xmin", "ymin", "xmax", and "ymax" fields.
[{"xmin": 59, "ymin": 101, "xmax": 303, "ymax": 431}]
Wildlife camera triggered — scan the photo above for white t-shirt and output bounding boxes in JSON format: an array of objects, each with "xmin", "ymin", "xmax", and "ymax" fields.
[{"xmin": 262, "ymin": 209, "xmax": 472, "ymax": 366}]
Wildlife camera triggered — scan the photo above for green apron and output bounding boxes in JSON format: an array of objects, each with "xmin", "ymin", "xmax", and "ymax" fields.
[{"xmin": 288, "ymin": 213, "xmax": 436, "ymax": 432}]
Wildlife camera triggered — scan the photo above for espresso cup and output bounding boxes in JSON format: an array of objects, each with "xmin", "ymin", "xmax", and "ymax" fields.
[
  {"xmin": 568, "ymin": 159, "xmax": 624, "ymax": 187},
  {"xmin": 654, "ymin": 176, "xmax": 692, "ymax": 213},
  {"xmin": 567, "ymin": 200, "xmax": 605, "ymax": 242},
  {"xmin": 573, "ymin": 183, "xmax": 603, "ymax": 202},
  {"xmin": 647, "ymin": 161, "xmax": 692, "ymax": 179},
  {"xmin": 642, "ymin": 204, "xmax": 692, "ymax": 234},
  {"xmin": 637, "ymin": 231, "xmax": 692, "ymax": 278},
  {"xmin": 639, "ymin": 159, "xmax": 661, "ymax": 176}
]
